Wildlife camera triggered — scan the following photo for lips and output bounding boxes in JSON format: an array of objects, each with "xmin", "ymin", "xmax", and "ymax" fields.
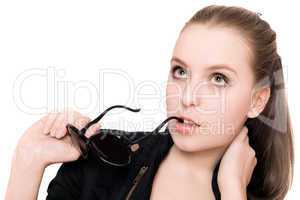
[
  {"xmin": 174, "ymin": 115, "xmax": 200, "ymax": 135},
  {"xmin": 178, "ymin": 115, "xmax": 200, "ymax": 127}
]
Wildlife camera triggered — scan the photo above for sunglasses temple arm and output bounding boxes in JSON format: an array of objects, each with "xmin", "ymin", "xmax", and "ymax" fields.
[
  {"xmin": 79, "ymin": 105, "xmax": 141, "ymax": 135},
  {"xmin": 130, "ymin": 116, "xmax": 183, "ymax": 144}
]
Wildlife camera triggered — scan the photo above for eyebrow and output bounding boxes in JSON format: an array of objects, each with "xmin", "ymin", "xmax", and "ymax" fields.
[{"xmin": 170, "ymin": 57, "xmax": 237, "ymax": 76}]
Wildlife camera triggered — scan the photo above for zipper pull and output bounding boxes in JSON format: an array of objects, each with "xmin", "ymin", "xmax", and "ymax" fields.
[
  {"xmin": 133, "ymin": 166, "xmax": 148, "ymax": 183},
  {"xmin": 125, "ymin": 166, "xmax": 149, "ymax": 200}
]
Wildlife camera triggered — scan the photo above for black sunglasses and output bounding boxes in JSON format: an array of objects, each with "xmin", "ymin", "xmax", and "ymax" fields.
[{"xmin": 66, "ymin": 105, "xmax": 183, "ymax": 167}]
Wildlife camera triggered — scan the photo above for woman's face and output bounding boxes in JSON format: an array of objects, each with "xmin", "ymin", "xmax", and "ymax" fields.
[{"xmin": 166, "ymin": 23, "xmax": 255, "ymax": 152}]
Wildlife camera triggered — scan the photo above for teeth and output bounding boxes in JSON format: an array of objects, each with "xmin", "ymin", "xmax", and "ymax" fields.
[{"xmin": 183, "ymin": 119, "xmax": 198, "ymax": 126}]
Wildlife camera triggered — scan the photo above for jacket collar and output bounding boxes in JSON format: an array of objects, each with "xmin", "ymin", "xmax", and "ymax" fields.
[{"xmin": 122, "ymin": 126, "xmax": 221, "ymax": 200}]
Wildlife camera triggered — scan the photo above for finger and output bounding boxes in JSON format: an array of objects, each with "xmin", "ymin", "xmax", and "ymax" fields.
[
  {"xmin": 236, "ymin": 126, "xmax": 248, "ymax": 141},
  {"xmin": 50, "ymin": 114, "xmax": 64, "ymax": 137},
  {"xmin": 250, "ymin": 148, "xmax": 256, "ymax": 157},
  {"xmin": 60, "ymin": 135, "xmax": 82, "ymax": 159},
  {"xmin": 54, "ymin": 111, "xmax": 88, "ymax": 139},
  {"xmin": 244, "ymin": 135, "xmax": 249, "ymax": 143},
  {"xmin": 73, "ymin": 116, "xmax": 91, "ymax": 130},
  {"xmin": 85, "ymin": 123, "xmax": 101, "ymax": 138},
  {"xmin": 43, "ymin": 112, "xmax": 59, "ymax": 134},
  {"xmin": 57, "ymin": 115, "xmax": 91, "ymax": 139},
  {"xmin": 50, "ymin": 113, "xmax": 65, "ymax": 136},
  {"xmin": 247, "ymin": 157, "xmax": 257, "ymax": 185},
  {"xmin": 37, "ymin": 114, "xmax": 49, "ymax": 128},
  {"xmin": 55, "ymin": 117, "xmax": 69, "ymax": 139},
  {"xmin": 40, "ymin": 114, "xmax": 48, "ymax": 124},
  {"xmin": 253, "ymin": 157, "xmax": 257, "ymax": 166},
  {"xmin": 64, "ymin": 109, "xmax": 84, "ymax": 125}
]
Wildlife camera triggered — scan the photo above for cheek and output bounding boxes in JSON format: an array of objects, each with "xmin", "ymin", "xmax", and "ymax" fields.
[
  {"xmin": 195, "ymin": 86, "xmax": 251, "ymax": 135},
  {"xmin": 166, "ymin": 81, "xmax": 182, "ymax": 115},
  {"xmin": 169, "ymin": 87, "xmax": 252, "ymax": 152},
  {"xmin": 200, "ymin": 87, "xmax": 252, "ymax": 143},
  {"xmin": 223, "ymin": 87, "xmax": 252, "ymax": 135}
]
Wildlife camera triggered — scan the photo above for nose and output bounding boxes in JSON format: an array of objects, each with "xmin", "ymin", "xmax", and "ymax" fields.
[{"xmin": 181, "ymin": 78, "xmax": 204, "ymax": 107}]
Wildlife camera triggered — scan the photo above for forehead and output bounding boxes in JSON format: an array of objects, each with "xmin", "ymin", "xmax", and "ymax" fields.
[{"xmin": 172, "ymin": 24, "xmax": 253, "ymax": 74}]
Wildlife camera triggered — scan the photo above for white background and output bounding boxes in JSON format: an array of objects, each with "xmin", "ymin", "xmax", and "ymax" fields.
[{"xmin": 0, "ymin": 0, "xmax": 299, "ymax": 199}]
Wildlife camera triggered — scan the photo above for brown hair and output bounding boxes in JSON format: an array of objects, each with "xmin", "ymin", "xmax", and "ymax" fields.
[{"xmin": 183, "ymin": 5, "xmax": 294, "ymax": 200}]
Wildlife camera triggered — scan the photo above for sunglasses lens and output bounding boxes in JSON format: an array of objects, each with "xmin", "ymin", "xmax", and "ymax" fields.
[
  {"xmin": 67, "ymin": 125, "xmax": 88, "ymax": 158},
  {"xmin": 90, "ymin": 133, "xmax": 130, "ymax": 165}
]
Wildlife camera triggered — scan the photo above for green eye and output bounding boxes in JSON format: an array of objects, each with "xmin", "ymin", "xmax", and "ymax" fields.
[
  {"xmin": 211, "ymin": 73, "xmax": 229, "ymax": 86},
  {"xmin": 172, "ymin": 65, "xmax": 187, "ymax": 79}
]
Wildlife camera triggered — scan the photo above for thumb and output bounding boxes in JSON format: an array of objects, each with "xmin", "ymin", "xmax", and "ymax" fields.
[{"xmin": 233, "ymin": 126, "xmax": 248, "ymax": 143}]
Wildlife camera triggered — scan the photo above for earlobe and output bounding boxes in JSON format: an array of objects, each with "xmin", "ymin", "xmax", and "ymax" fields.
[
  {"xmin": 247, "ymin": 107, "xmax": 258, "ymax": 118},
  {"xmin": 247, "ymin": 87, "xmax": 271, "ymax": 118}
]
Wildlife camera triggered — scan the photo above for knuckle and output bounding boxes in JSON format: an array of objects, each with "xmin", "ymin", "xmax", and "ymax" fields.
[
  {"xmin": 50, "ymin": 130, "xmax": 56, "ymax": 137},
  {"xmin": 253, "ymin": 157, "xmax": 258, "ymax": 165},
  {"xmin": 57, "ymin": 124, "xmax": 67, "ymax": 135},
  {"xmin": 250, "ymin": 148, "xmax": 256, "ymax": 156},
  {"xmin": 56, "ymin": 130, "xmax": 66, "ymax": 139},
  {"xmin": 54, "ymin": 134, "xmax": 62, "ymax": 139}
]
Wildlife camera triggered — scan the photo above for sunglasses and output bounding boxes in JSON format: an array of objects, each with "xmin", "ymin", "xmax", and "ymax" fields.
[{"xmin": 66, "ymin": 105, "xmax": 183, "ymax": 167}]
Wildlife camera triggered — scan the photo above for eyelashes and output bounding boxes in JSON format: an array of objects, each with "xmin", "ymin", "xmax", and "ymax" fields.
[
  {"xmin": 171, "ymin": 65, "xmax": 231, "ymax": 86},
  {"xmin": 211, "ymin": 72, "xmax": 230, "ymax": 85},
  {"xmin": 171, "ymin": 65, "xmax": 187, "ymax": 79}
]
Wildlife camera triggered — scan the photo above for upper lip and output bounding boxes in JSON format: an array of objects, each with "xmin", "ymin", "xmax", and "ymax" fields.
[{"xmin": 177, "ymin": 115, "xmax": 201, "ymax": 126}]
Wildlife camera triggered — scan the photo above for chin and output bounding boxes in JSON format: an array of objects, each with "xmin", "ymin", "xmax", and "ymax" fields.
[
  {"xmin": 170, "ymin": 133, "xmax": 211, "ymax": 152},
  {"xmin": 169, "ymin": 128, "xmax": 227, "ymax": 153}
]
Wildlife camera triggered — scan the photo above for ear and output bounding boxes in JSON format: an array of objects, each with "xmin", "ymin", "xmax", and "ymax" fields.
[{"xmin": 247, "ymin": 86, "xmax": 271, "ymax": 118}]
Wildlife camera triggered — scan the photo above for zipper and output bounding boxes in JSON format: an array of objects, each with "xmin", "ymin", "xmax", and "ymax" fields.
[{"xmin": 125, "ymin": 165, "xmax": 149, "ymax": 200}]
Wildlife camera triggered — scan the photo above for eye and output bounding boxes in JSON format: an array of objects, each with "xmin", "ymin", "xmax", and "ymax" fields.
[
  {"xmin": 171, "ymin": 65, "xmax": 187, "ymax": 79},
  {"xmin": 211, "ymin": 73, "xmax": 229, "ymax": 86}
]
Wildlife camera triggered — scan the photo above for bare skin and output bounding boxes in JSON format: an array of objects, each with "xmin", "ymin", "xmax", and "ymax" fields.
[
  {"xmin": 150, "ymin": 145, "xmax": 217, "ymax": 200},
  {"xmin": 5, "ymin": 109, "xmax": 101, "ymax": 200},
  {"xmin": 150, "ymin": 127, "xmax": 252, "ymax": 200}
]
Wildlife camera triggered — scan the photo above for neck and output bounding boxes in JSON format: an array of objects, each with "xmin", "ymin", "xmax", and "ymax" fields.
[{"xmin": 167, "ymin": 143, "xmax": 226, "ymax": 179}]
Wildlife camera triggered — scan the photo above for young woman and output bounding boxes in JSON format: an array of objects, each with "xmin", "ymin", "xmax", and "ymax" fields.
[{"xmin": 5, "ymin": 5, "xmax": 294, "ymax": 200}]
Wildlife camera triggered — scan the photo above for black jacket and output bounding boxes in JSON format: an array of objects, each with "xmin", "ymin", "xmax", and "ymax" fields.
[{"xmin": 46, "ymin": 127, "xmax": 221, "ymax": 200}]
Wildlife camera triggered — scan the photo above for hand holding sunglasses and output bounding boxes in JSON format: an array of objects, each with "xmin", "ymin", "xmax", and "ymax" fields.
[{"xmin": 66, "ymin": 105, "xmax": 183, "ymax": 167}]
